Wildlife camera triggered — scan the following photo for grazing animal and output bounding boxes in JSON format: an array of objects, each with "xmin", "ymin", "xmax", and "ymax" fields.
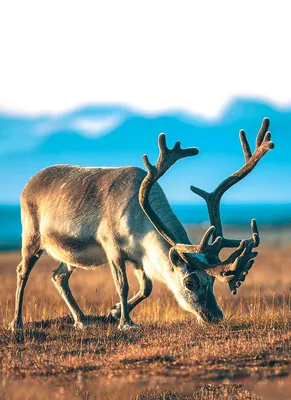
[{"xmin": 9, "ymin": 118, "xmax": 274, "ymax": 331}]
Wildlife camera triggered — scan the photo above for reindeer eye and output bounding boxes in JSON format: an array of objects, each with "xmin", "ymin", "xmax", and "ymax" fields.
[{"xmin": 185, "ymin": 280, "xmax": 195, "ymax": 291}]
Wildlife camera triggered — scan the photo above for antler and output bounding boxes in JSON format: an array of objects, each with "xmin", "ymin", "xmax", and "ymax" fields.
[
  {"xmin": 139, "ymin": 133, "xmax": 199, "ymax": 261},
  {"xmin": 190, "ymin": 118, "xmax": 273, "ymax": 249},
  {"xmin": 174, "ymin": 225, "xmax": 258, "ymax": 293},
  {"xmin": 228, "ymin": 237, "xmax": 259, "ymax": 294},
  {"xmin": 202, "ymin": 232, "xmax": 259, "ymax": 294},
  {"xmin": 190, "ymin": 118, "xmax": 274, "ymax": 292},
  {"xmin": 139, "ymin": 134, "xmax": 257, "ymax": 281}
]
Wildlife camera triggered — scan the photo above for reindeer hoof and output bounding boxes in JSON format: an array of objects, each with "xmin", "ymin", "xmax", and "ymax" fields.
[
  {"xmin": 74, "ymin": 320, "xmax": 92, "ymax": 330},
  {"xmin": 8, "ymin": 320, "xmax": 23, "ymax": 332},
  {"xmin": 107, "ymin": 306, "xmax": 121, "ymax": 322},
  {"xmin": 118, "ymin": 321, "xmax": 138, "ymax": 331}
]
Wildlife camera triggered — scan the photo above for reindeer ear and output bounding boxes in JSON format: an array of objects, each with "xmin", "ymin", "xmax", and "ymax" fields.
[{"xmin": 169, "ymin": 247, "xmax": 184, "ymax": 268}]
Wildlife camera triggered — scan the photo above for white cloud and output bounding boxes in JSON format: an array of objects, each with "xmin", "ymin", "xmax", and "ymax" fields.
[
  {"xmin": 33, "ymin": 115, "xmax": 123, "ymax": 137},
  {"xmin": 0, "ymin": 0, "xmax": 290, "ymax": 117},
  {"xmin": 72, "ymin": 116, "xmax": 123, "ymax": 137}
]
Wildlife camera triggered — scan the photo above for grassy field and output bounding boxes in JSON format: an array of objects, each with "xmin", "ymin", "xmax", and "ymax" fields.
[{"xmin": 1, "ymin": 227, "xmax": 291, "ymax": 399}]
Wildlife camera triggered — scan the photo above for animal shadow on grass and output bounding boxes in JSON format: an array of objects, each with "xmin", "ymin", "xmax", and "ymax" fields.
[
  {"xmin": 27, "ymin": 314, "xmax": 110, "ymax": 330},
  {"xmin": 6, "ymin": 314, "xmax": 111, "ymax": 344}
]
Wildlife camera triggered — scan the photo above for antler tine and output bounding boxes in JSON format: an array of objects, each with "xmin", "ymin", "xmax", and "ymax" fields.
[
  {"xmin": 142, "ymin": 154, "xmax": 156, "ymax": 175},
  {"xmin": 240, "ymin": 130, "xmax": 252, "ymax": 162},
  {"xmin": 251, "ymin": 219, "xmax": 260, "ymax": 247},
  {"xmin": 256, "ymin": 117, "xmax": 270, "ymax": 148},
  {"xmin": 190, "ymin": 186, "xmax": 209, "ymax": 201},
  {"xmin": 200, "ymin": 226, "xmax": 216, "ymax": 249},
  {"xmin": 175, "ymin": 225, "xmax": 222, "ymax": 255},
  {"xmin": 198, "ymin": 226, "xmax": 223, "ymax": 254},
  {"xmin": 156, "ymin": 133, "xmax": 169, "ymax": 170}
]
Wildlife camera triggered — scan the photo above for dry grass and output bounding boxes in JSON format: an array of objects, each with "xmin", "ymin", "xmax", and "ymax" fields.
[{"xmin": 1, "ymin": 237, "xmax": 291, "ymax": 399}]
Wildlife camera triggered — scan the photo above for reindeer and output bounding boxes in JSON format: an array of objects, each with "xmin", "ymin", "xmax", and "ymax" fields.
[{"xmin": 9, "ymin": 118, "xmax": 274, "ymax": 331}]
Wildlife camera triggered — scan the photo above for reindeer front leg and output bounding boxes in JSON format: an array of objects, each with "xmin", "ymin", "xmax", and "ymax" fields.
[
  {"xmin": 109, "ymin": 267, "xmax": 153, "ymax": 322},
  {"xmin": 108, "ymin": 256, "xmax": 136, "ymax": 330}
]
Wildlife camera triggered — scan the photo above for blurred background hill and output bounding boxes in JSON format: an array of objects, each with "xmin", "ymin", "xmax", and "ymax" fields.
[{"xmin": 1, "ymin": 97, "xmax": 290, "ymax": 204}]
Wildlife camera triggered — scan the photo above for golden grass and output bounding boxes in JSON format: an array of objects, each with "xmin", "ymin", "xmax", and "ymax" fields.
[{"xmin": 1, "ymin": 241, "xmax": 291, "ymax": 399}]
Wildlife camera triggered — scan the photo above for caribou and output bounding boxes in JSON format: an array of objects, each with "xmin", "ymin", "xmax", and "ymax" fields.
[{"xmin": 9, "ymin": 118, "xmax": 274, "ymax": 331}]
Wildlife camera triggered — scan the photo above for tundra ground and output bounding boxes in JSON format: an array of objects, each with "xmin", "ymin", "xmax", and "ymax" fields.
[{"xmin": 0, "ymin": 227, "xmax": 291, "ymax": 399}]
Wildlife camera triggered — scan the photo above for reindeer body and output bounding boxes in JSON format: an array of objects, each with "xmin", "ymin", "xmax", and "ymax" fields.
[{"xmin": 22, "ymin": 164, "xmax": 189, "ymax": 271}]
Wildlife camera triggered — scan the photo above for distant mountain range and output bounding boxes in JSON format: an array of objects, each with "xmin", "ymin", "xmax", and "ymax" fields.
[{"xmin": 0, "ymin": 98, "xmax": 290, "ymax": 204}]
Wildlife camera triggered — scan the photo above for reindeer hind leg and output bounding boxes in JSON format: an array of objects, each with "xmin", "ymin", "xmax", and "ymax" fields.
[
  {"xmin": 9, "ymin": 233, "xmax": 43, "ymax": 332},
  {"xmin": 51, "ymin": 263, "xmax": 90, "ymax": 329}
]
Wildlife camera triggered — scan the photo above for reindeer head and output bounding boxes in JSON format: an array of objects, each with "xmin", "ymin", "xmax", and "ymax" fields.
[
  {"xmin": 169, "ymin": 244, "xmax": 223, "ymax": 323},
  {"xmin": 139, "ymin": 119, "xmax": 274, "ymax": 323}
]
